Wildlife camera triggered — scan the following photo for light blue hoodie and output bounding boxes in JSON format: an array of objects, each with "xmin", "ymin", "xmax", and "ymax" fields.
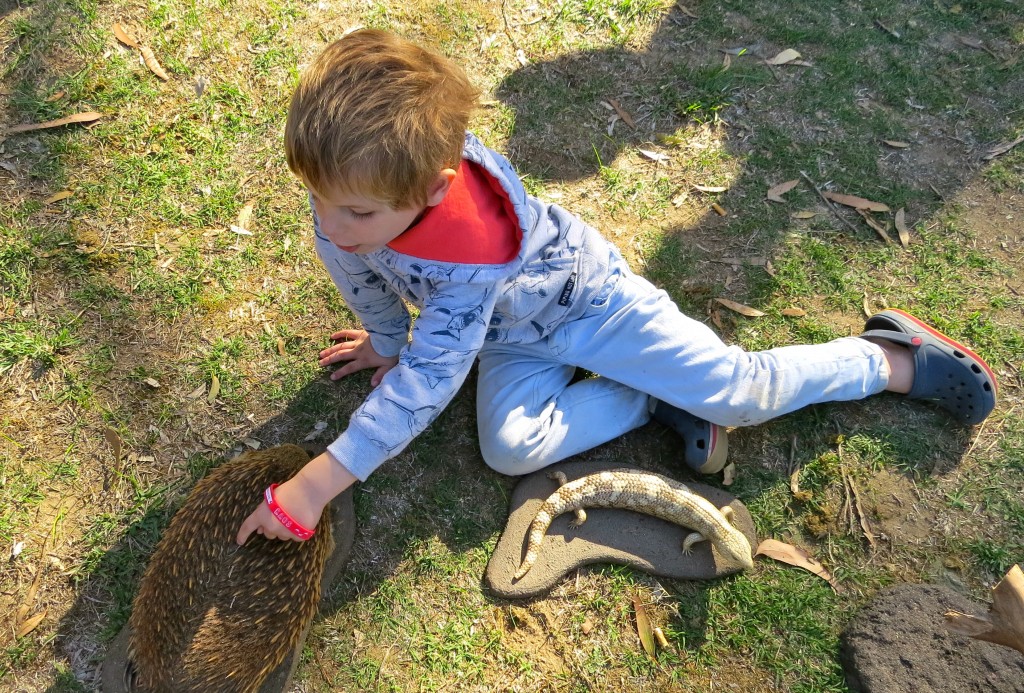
[{"xmin": 316, "ymin": 132, "xmax": 620, "ymax": 480}]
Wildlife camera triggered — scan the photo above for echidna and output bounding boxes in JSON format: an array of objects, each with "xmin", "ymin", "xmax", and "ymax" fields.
[{"xmin": 126, "ymin": 444, "xmax": 334, "ymax": 693}]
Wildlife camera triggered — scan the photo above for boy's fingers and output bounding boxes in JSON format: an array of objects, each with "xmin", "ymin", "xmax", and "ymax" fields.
[
  {"xmin": 331, "ymin": 363, "xmax": 358, "ymax": 381},
  {"xmin": 330, "ymin": 329, "xmax": 364, "ymax": 342},
  {"xmin": 236, "ymin": 509, "xmax": 259, "ymax": 545},
  {"xmin": 371, "ymin": 364, "xmax": 394, "ymax": 387}
]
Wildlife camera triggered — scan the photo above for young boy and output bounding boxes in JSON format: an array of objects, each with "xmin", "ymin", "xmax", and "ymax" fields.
[{"xmin": 237, "ymin": 29, "xmax": 997, "ymax": 545}]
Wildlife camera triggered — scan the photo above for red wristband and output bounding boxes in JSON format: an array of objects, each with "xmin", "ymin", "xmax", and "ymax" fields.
[{"xmin": 264, "ymin": 484, "xmax": 315, "ymax": 540}]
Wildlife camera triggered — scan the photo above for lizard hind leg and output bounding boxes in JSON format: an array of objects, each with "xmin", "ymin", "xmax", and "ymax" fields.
[
  {"xmin": 568, "ymin": 508, "xmax": 587, "ymax": 529},
  {"xmin": 681, "ymin": 531, "xmax": 707, "ymax": 555},
  {"xmin": 720, "ymin": 505, "xmax": 737, "ymax": 525}
]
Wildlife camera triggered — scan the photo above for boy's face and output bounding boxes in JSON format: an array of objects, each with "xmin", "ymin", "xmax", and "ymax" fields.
[
  {"xmin": 308, "ymin": 186, "xmax": 424, "ymax": 255},
  {"xmin": 306, "ymin": 170, "xmax": 455, "ymax": 255}
]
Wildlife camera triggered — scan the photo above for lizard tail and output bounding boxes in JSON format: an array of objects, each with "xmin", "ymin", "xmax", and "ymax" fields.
[{"xmin": 513, "ymin": 509, "xmax": 555, "ymax": 580}]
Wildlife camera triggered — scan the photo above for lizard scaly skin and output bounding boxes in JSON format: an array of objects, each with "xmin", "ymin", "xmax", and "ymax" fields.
[{"xmin": 514, "ymin": 468, "xmax": 754, "ymax": 580}]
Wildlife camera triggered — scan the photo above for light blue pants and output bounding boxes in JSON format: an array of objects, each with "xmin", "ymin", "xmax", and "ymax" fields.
[{"xmin": 476, "ymin": 265, "xmax": 888, "ymax": 476}]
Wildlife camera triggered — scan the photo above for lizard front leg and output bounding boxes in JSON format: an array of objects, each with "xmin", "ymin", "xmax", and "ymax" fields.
[{"xmin": 682, "ymin": 531, "xmax": 707, "ymax": 554}]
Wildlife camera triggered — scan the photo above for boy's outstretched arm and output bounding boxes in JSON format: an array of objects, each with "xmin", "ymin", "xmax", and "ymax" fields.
[{"xmin": 236, "ymin": 451, "xmax": 356, "ymax": 544}]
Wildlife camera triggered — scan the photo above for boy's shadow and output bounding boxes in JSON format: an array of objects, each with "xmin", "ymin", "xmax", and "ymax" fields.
[
  {"xmin": 497, "ymin": 7, "xmax": 729, "ymax": 183},
  {"xmin": 494, "ymin": 1, "xmax": 989, "ymax": 464}
]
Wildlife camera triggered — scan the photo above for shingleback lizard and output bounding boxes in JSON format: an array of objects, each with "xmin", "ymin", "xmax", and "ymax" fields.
[{"xmin": 514, "ymin": 468, "xmax": 754, "ymax": 580}]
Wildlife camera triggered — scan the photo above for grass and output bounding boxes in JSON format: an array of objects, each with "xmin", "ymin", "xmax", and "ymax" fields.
[{"xmin": 1, "ymin": 0, "xmax": 1022, "ymax": 690}]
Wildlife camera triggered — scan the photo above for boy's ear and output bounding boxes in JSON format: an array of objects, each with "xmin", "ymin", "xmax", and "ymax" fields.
[{"xmin": 425, "ymin": 168, "xmax": 457, "ymax": 207}]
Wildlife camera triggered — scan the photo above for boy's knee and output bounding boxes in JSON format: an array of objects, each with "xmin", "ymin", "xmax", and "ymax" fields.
[
  {"xmin": 479, "ymin": 433, "xmax": 527, "ymax": 476},
  {"xmin": 478, "ymin": 420, "xmax": 541, "ymax": 476}
]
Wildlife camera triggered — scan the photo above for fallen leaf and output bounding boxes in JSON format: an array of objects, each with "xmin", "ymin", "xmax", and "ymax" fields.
[
  {"xmin": 755, "ymin": 539, "xmax": 839, "ymax": 592},
  {"xmin": 11, "ymin": 541, "xmax": 25, "ymax": 559},
  {"xmin": 229, "ymin": 225, "xmax": 253, "ymax": 236},
  {"xmin": 984, "ymin": 134, "xmax": 1024, "ymax": 161},
  {"xmin": 140, "ymin": 44, "xmax": 169, "ymax": 80},
  {"xmin": 143, "ymin": 377, "xmax": 161, "ymax": 389},
  {"xmin": 479, "ymin": 33, "xmax": 498, "ymax": 53},
  {"xmin": 821, "ymin": 191, "xmax": 890, "ymax": 212},
  {"xmin": 207, "ymin": 374, "xmax": 220, "ymax": 403},
  {"xmin": 303, "ymin": 421, "xmax": 329, "ymax": 442},
  {"xmin": 715, "ymin": 297, "xmax": 765, "ymax": 317},
  {"xmin": 874, "ymin": 19, "xmax": 901, "ymax": 39},
  {"xmin": 44, "ymin": 191, "xmax": 73, "ymax": 204},
  {"xmin": 112, "ymin": 23, "xmax": 138, "ymax": 48},
  {"xmin": 607, "ymin": 98, "xmax": 635, "ymax": 128},
  {"xmin": 44, "ymin": 91, "xmax": 66, "ymax": 103},
  {"xmin": 235, "ymin": 202, "xmax": 254, "ymax": 232},
  {"xmin": 653, "ymin": 627, "xmax": 670, "ymax": 649},
  {"xmin": 17, "ymin": 610, "xmax": 47, "ymax": 638},
  {"xmin": 581, "ymin": 618, "xmax": 594, "ymax": 635},
  {"xmin": 5, "ymin": 111, "xmax": 103, "ymax": 135},
  {"xmin": 242, "ymin": 437, "xmax": 261, "ymax": 449},
  {"xmin": 848, "ymin": 474, "xmax": 877, "ymax": 549},
  {"xmin": 856, "ymin": 209, "xmax": 894, "ymax": 244},
  {"xmin": 883, "ymin": 139, "xmax": 910, "ymax": 148},
  {"xmin": 766, "ymin": 179, "xmax": 799, "ymax": 203},
  {"xmin": 862, "ymin": 292, "xmax": 873, "ymax": 319},
  {"xmin": 638, "ymin": 149, "xmax": 669, "ymax": 162},
  {"xmin": 276, "ymin": 337, "xmax": 286, "ymax": 356},
  {"xmin": 895, "ymin": 208, "xmax": 910, "ymax": 247},
  {"xmin": 676, "ymin": 4, "xmax": 697, "ymax": 19},
  {"xmin": 187, "ymin": 383, "xmax": 206, "ymax": 399},
  {"xmin": 945, "ymin": 565, "xmax": 1024, "ymax": 655},
  {"xmin": 710, "ymin": 202, "xmax": 727, "ymax": 216},
  {"xmin": 791, "ymin": 210, "xmax": 817, "ymax": 219},
  {"xmin": 781, "ymin": 307, "xmax": 806, "ymax": 317},
  {"xmin": 789, "ymin": 460, "xmax": 802, "ymax": 495},
  {"xmin": 693, "ymin": 184, "xmax": 728, "ymax": 193},
  {"xmin": 632, "ymin": 596, "xmax": 656, "ymax": 659},
  {"xmin": 767, "ymin": 48, "xmax": 801, "ymax": 65},
  {"xmin": 722, "ymin": 462, "xmax": 736, "ymax": 486},
  {"xmin": 103, "ymin": 427, "xmax": 123, "ymax": 464}
]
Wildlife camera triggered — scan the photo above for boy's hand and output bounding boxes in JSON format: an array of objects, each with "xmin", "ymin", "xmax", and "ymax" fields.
[
  {"xmin": 235, "ymin": 479, "xmax": 325, "ymax": 544},
  {"xmin": 236, "ymin": 451, "xmax": 357, "ymax": 545},
  {"xmin": 319, "ymin": 329, "xmax": 400, "ymax": 386}
]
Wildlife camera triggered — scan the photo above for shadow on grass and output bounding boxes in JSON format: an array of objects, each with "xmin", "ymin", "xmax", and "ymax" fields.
[
  {"xmin": 49, "ymin": 359, "xmax": 744, "ymax": 690},
  {"xmin": 493, "ymin": 0, "xmax": 1021, "ymax": 481}
]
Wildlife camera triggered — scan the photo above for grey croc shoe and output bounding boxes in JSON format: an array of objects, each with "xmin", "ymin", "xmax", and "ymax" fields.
[
  {"xmin": 651, "ymin": 400, "xmax": 729, "ymax": 474},
  {"xmin": 861, "ymin": 309, "xmax": 997, "ymax": 425}
]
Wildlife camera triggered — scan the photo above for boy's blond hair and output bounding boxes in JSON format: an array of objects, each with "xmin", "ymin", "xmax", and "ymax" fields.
[{"xmin": 285, "ymin": 29, "xmax": 478, "ymax": 209}]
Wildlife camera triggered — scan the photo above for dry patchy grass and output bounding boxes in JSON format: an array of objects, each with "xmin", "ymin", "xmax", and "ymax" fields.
[{"xmin": 1, "ymin": 0, "xmax": 1022, "ymax": 691}]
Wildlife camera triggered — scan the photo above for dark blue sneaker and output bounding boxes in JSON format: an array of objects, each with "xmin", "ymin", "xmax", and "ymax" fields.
[{"xmin": 651, "ymin": 401, "xmax": 729, "ymax": 474}]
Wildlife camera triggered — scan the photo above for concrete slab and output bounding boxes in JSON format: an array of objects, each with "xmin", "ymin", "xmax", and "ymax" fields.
[{"xmin": 485, "ymin": 460, "xmax": 756, "ymax": 599}]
